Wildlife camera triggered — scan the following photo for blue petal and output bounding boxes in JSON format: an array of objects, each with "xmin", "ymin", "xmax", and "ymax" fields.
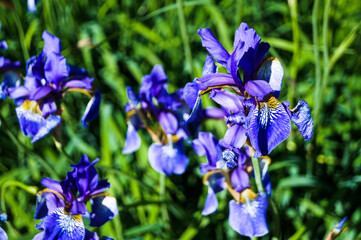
[
  {"xmin": 202, "ymin": 55, "xmax": 217, "ymax": 76},
  {"xmin": 230, "ymin": 167, "xmax": 250, "ymax": 192},
  {"xmin": 226, "ymin": 40, "xmax": 245, "ymax": 90},
  {"xmin": 122, "ymin": 122, "xmax": 141, "ymax": 154},
  {"xmin": 39, "ymin": 98, "xmax": 57, "ymax": 118},
  {"xmin": 0, "ymin": 227, "xmax": 7, "ymax": 240},
  {"xmin": 256, "ymin": 58, "xmax": 284, "ymax": 98},
  {"xmin": 0, "ymin": 57, "xmax": 20, "ymax": 71},
  {"xmin": 29, "ymin": 86, "xmax": 53, "ymax": 101},
  {"xmin": 233, "ymin": 23, "xmax": 261, "ymax": 51},
  {"xmin": 41, "ymin": 208, "xmax": 85, "ymax": 240},
  {"xmin": 0, "ymin": 72, "xmax": 21, "ymax": 99},
  {"xmin": 81, "ymin": 89, "xmax": 101, "ymax": 128},
  {"xmin": 139, "ymin": 65, "xmax": 167, "ymax": 102},
  {"xmin": 202, "ymin": 187, "xmax": 218, "ymax": 216},
  {"xmin": 197, "ymin": 28, "xmax": 230, "ymax": 67},
  {"xmin": 0, "ymin": 213, "xmax": 7, "ymax": 222},
  {"xmin": 44, "ymin": 53, "xmax": 69, "ymax": 86},
  {"xmin": 158, "ymin": 111, "xmax": 178, "ymax": 135},
  {"xmin": 209, "ymin": 89, "xmax": 243, "ymax": 114},
  {"xmin": 207, "ymin": 172, "xmax": 227, "ymax": 193},
  {"xmin": 90, "ymin": 195, "xmax": 118, "ymax": 227},
  {"xmin": 248, "ymin": 96, "xmax": 291, "ymax": 157},
  {"xmin": 184, "ymin": 82, "xmax": 199, "ymax": 109},
  {"xmin": 148, "ymin": 141, "xmax": 189, "ymax": 175},
  {"xmin": 16, "ymin": 104, "xmax": 61, "ymax": 143},
  {"xmin": 27, "ymin": 0, "xmax": 38, "ymax": 13},
  {"xmin": 32, "ymin": 232, "xmax": 44, "ymax": 240},
  {"xmin": 42, "ymin": 31, "xmax": 61, "ymax": 55},
  {"xmin": 63, "ymin": 77, "xmax": 94, "ymax": 90},
  {"xmin": 194, "ymin": 132, "xmax": 219, "ymax": 169},
  {"xmin": 229, "ymin": 193, "xmax": 269, "ymax": 238},
  {"xmin": 34, "ymin": 193, "xmax": 49, "ymax": 219},
  {"xmin": 196, "ymin": 73, "xmax": 235, "ymax": 91},
  {"xmin": 334, "ymin": 217, "xmax": 347, "ymax": 233},
  {"xmin": 66, "ymin": 64, "xmax": 89, "ymax": 78},
  {"xmin": 219, "ymin": 125, "xmax": 247, "ymax": 149},
  {"xmin": 244, "ymin": 80, "xmax": 273, "ymax": 101},
  {"xmin": 203, "ymin": 107, "xmax": 225, "ymax": 119},
  {"xmin": 126, "ymin": 86, "xmax": 139, "ymax": 108},
  {"xmin": 0, "ymin": 41, "xmax": 7, "ymax": 50},
  {"xmin": 290, "ymin": 100, "xmax": 313, "ymax": 141},
  {"xmin": 259, "ymin": 159, "xmax": 272, "ymax": 195}
]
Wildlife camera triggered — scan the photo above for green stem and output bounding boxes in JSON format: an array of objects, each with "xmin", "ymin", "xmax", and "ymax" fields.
[
  {"xmin": 312, "ymin": 0, "xmax": 322, "ymax": 125},
  {"xmin": 269, "ymin": 197, "xmax": 281, "ymax": 240},
  {"xmin": 252, "ymin": 158, "xmax": 265, "ymax": 193},
  {"xmin": 53, "ymin": 137, "xmax": 75, "ymax": 164},
  {"xmin": 177, "ymin": 0, "xmax": 195, "ymax": 75},
  {"xmin": 160, "ymin": 173, "xmax": 170, "ymax": 231},
  {"xmin": 288, "ymin": 0, "xmax": 300, "ymax": 106}
]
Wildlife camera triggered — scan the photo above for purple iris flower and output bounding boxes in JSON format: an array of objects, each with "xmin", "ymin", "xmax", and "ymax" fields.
[
  {"xmin": 190, "ymin": 22, "xmax": 313, "ymax": 158},
  {"xmin": 0, "ymin": 213, "xmax": 8, "ymax": 240},
  {"xmin": 33, "ymin": 155, "xmax": 117, "ymax": 240},
  {"xmin": 8, "ymin": 31, "xmax": 100, "ymax": 143},
  {"xmin": 192, "ymin": 132, "xmax": 270, "ymax": 237},
  {"xmin": 123, "ymin": 65, "xmax": 223, "ymax": 175}
]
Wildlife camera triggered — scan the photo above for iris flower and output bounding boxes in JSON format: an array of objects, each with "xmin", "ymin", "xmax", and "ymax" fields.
[
  {"xmin": 188, "ymin": 22, "xmax": 313, "ymax": 157},
  {"xmin": 8, "ymin": 31, "xmax": 100, "ymax": 143},
  {"xmin": 123, "ymin": 65, "xmax": 223, "ymax": 175},
  {"xmin": 33, "ymin": 155, "xmax": 117, "ymax": 240},
  {"xmin": 123, "ymin": 65, "xmax": 188, "ymax": 175},
  {"xmin": 192, "ymin": 132, "xmax": 270, "ymax": 237}
]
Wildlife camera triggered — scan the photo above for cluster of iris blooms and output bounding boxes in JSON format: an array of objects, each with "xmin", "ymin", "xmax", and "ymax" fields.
[
  {"xmin": 0, "ymin": 20, "xmax": 315, "ymax": 239},
  {"xmin": 123, "ymin": 22, "xmax": 313, "ymax": 237},
  {"xmin": 1, "ymin": 31, "xmax": 112, "ymax": 239}
]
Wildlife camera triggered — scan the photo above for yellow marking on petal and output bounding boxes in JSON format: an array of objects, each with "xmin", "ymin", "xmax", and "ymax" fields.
[
  {"xmin": 202, "ymin": 170, "xmax": 222, "ymax": 185},
  {"xmin": 200, "ymin": 85, "xmax": 239, "ymax": 96},
  {"xmin": 125, "ymin": 110, "xmax": 136, "ymax": 122},
  {"xmin": 267, "ymin": 96, "xmax": 280, "ymax": 109},
  {"xmin": 260, "ymin": 156, "xmax": 271, "ymax": 164},
  {"xmin": 63, "ymin": 88, "xmax": 92, "ymax": 99},
  {"xmin": 21, "ymin": 100, "xmax": 38, "ymax": 113},
  {"xmin": 72, "ymin": 214, "xmax": 83, "ymax": 222},
  {"xmin": 88, "ymin": 192, "xmax": 113, "ymax": 201},
  {"xmin": 239, "ymin": 188, "xmax": 258, "ymax": 203},
  {"xmin": 38, "ymin": 188, "xmax": 68, "ymax": 205}
]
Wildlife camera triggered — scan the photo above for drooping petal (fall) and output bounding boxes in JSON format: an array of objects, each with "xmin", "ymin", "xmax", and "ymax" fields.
[
  {"xmin": 248, "ymin": 96, "xmax": 291, "ymax": 157},
  {"xmin": 228, "ymin": 193, "xmax": 268, "ymax": 238}
]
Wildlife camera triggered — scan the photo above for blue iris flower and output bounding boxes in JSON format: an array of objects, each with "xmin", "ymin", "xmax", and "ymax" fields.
[
  {"xmin": 122, "ymin": 65, "xmax": 189, "ymax": 175},
  {"xmin": 122, "ymin": 65, "xmax": 224, "ymax": 175},
  {"xmin": 187, "ymin": 22, "xmax": 313, "ymax": 157},
  {"xmin": 33, "ymin": 155, "xmax": 117, "ymax": 240},
  {"xmin": 192, "ymin": 132, "xmax": 270, "ymax": 237},
  {"xmin": 7, "ymin": 31, "xmax": 100, "ymax": 143}
]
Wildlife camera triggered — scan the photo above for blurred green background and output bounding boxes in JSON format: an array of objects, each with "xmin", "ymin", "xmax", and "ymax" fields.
[{"xmin": 0, "ymin": 0, "xmax": 361, "ymax": 239}]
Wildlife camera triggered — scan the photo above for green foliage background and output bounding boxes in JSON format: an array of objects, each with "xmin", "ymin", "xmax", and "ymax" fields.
[{"xmin": 0, "ymin": 0, "xmax": 361, "ymax": 239}]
